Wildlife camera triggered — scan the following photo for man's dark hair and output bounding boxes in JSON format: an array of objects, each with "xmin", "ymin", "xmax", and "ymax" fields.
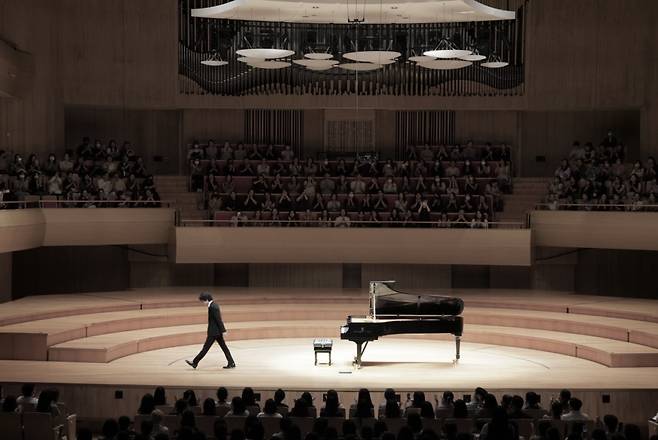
[
  {"xmin": 199, "ymin": 292, "xmax": 213, "ymax": 302},
  {"xmin": 118, "ymin": 415, "xmax": 131, "ymax": 431},
  {"xmin": 603, "ymin": 414, "xmax": 619, "ymax": 432},
  {"xmin": 77, "ymin": 428, "xmax": 93, "ymax": 440},
  {"xmin": 21, "ymin": 383, "xmax": 35, "ymax": 397},
  {"xmin": 569, "ymin": 398, "xmax": 583, "ymax": 411},
  {"xmin": 217, "ymin": 386, "xmax": 228, "ymax": 402},
  {"xmin": 274, "ymin": 388, "xmax": 285, "ymax": 404}
]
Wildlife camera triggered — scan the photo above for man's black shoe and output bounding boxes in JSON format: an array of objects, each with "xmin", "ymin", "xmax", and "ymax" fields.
[
  {"xmin": 185, "ymin": 360, "xmax": 197, "ymax": 369},
  {"xmin": 223, "ymin": 363, "xmax": 236, "ymax": 369}
]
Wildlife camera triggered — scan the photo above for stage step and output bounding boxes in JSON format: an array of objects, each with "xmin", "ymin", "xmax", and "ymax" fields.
[
  {"xmin": 3, "ymin": 292, "xmax": 658, "ymax": 361},
  {"xmin": 0, "ymin": 303, "xmax": 366, "ymax": 361},
  {"xmin": 47, "ymin": 321, "xmax": 658, "ymax": 367}
]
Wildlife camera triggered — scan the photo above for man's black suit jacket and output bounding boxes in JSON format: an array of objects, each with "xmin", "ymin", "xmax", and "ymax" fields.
[{"xmin": 207, "ymin": 301, "xmax": 226, "ymax": 336}]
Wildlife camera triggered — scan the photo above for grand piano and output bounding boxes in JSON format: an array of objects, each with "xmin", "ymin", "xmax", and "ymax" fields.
[{"xmin": 340, "ymin": 280, "xmax": 464, "ymax": 367}]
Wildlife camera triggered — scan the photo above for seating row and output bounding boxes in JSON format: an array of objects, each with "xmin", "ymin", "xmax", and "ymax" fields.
[
  {"xmin": 202, "ymin": 176, "xmax": 501, "ymax": 194},
  {"xmin": 0, "ymin": 412, "xmax": 76, "ymax": 440},
  {"xmin": 133, "ymin": 413, "xmax": 593, "ymax": 440}
]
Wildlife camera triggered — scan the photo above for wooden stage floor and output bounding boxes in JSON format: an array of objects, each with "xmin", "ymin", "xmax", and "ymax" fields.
[
  {"xmin": 1, "ymin": 337, "xmax": 657, "ymax": 391},
  {"xmin": 1, "ymin": 287, "xmax": 657, "ymax": 392}
]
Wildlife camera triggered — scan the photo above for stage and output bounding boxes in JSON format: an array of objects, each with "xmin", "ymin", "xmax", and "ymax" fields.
[
  {"xmin": 0, "ymin": 287, "xmax": 657, "ymax": 424},
  {"xmin": 1, "ymin": 337, "xmax": 657, "ymax": 390}
]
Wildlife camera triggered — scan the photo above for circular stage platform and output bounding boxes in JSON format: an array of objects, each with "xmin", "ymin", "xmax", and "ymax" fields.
[
  {"xmin": 23, "ymin": 337, "xmax": 654, "ymax": 390},
  {"xmin": 0, "ymin": 288, "xmax": 658, "ymax": 389},
  {"xmin": 0, "ymin": 287, "xmax": 657, "ymax": 424}
]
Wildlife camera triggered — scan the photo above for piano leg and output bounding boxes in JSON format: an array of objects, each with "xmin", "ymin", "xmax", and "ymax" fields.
[
  {"xmin": 455, "ymin": 336, "xmax": 461, "ymax": 362},
  {"xmin": 354, "ymin": 341, "xmax": 369, "ymax": 368}
]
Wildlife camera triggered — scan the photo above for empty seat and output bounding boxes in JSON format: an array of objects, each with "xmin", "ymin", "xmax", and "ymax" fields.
[
  {"xmin": 0, "ymin": 413, "xmax": 22, "ymax": 440},
  {"xmin": 22, "ymin": 412, "xmax": 63, "ymax": 440}
]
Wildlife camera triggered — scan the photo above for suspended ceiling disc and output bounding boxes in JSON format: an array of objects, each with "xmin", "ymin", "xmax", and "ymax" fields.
[
  {"xmin": 306, "ymin": 65, "xmax": 335, "ymax": 71},
  {"xmin": 304, "ymin": 53, "xmax": 334, "ymax": 60},
  {"xmin": 459, "ymin": 54, "xmax": 487, "ymax": 61},
  {"xmin": 338, "ymin": 62, "xmax": 384, "ymax": 71},
  {"xmin": 249, "ymin": 60, "xmax": 292, "ymax": 69},
  {"xmin": 236, "ymin": 48, "xmax": 295, "ymax": 59},
  {"xmin": 237, "ymin": 57, "xmax": 265, "ymax": 63},
  {"xmin": 416, "ymin": 59, "xmax": 472, "ymax": 70},
  {"xmin": 481, "ymin": 61, "xmax": 509, "ymax": 68},
  {"xmin": 201, "ymin": 60, "xmax": 229, "ymax": 66},
  {"xmin": 408, "ymin": 55, "xmax": 436, "ymax": 62},
  {"xmin": 423, "ymin": 49, "xmax": 473, "ymax": 59},
  {"xmin": 343, "ymin": 51, "xmax": 401, "ymax": 63},
  {"xmin": 293, "ymin": 59, "xmax": 339, "ymax": 67}
]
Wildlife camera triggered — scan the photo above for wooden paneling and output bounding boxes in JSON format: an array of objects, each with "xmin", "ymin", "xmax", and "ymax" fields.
[
  {"xmin": 520, "ymin": 110, "xmax": 641, "ymax": 176},
  {"xmin": 42, "ymin": 208, "xmax": 174, "ymax": 246},
  {"xmin": 58, "ymin": 0, "xmax": 177, "ymax": 107},
  {"xmin": 249, "ymin": 264, "xmax": 343, "ymax": 288},
  {"xmin": 0, "ymin": 0, "xmax": 64, "ymax": 156},
  {"xmin": 455, "ymin": 111, "xmax": 518, "ymax": 144},
  {"xmin": 0, "ymin": 39, "xmax": 34, "ymax": 98},
  {"xmin": 575, "ymin": 249, "xmax": 658, "ymax": 299},
  {"xmin": 12, "ymin": 246, "xmax": 129, "ymax": 296},
  {"xmin": 0, "ymin": 252, "xmax": 11, "ymax": 303},
  {"xmin": 174, "ymin": 227, "xmax": 532, "ymax": 266},
  {"xmin": 0, "ymin": 209, "xmax": 46, "ymax": 253},
  {"xmin": 181, "ymin": 109, "xmax": 244, "ymax": 144},
  {"xmin": 302, "ymin": 110, "xmax": 325, "ymax": 158},
  {"xmin": 524, "ymin": 0, "xmax": 650, "ymax": 110},
  {"xmin": 531, "ymin": 211, "xmax": 658, "ymax": 251},
  {"xmin": 64, "ymin": 107, "xmax": 182, "ymax": 174},
  {"xmin": 360, "ymin": 264, "xmax": 451, "ymax": 289}
]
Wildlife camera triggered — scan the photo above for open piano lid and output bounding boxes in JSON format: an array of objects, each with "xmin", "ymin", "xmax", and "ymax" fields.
[{"xmin": 369, "ymin": 281, "xmax": 464, "ymax": 317}]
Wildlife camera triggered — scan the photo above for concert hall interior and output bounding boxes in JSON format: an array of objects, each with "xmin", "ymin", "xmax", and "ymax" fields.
[{"xmin": 1, "ymin": 0, "xmax": 658, "ymax": 439}]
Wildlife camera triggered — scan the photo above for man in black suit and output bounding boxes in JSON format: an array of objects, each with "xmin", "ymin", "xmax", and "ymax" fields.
[{"xmin": 186, "ymin": 292, "xmax": 236, "ymax": 369}]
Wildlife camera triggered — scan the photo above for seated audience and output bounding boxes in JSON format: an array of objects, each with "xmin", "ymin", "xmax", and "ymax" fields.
[{"xmin": 561, "ymin": 398, "xmax": 589, "ymax": 421}]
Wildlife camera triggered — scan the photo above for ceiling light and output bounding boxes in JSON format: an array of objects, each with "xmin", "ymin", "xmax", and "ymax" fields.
[
  {"xmin": 481, "ymin": 54, "xmax": 509, "ymax": 68},
  {"xmin": 237, "ymin": 56, "xmax": 264, "ymax": 63},
  {"xmin": 343, "ymin": 51, "xmax": 401, "ymax": 63},
  {"xmin": 460, "ymin": 53, "xmax": 487, "ymax": 61},
  {"xmin": 249, "ymin": 60, "xmax": 291, "ymax": 69},
  {"xmin": 201, "ymin": 51, "xmax": 228, "ymax": 66},
  {"xmin": 304, "ymin": 52, "xmax": 334, "ymax": 60},
  {"xmin": 338, "ymin": 63, "xmax": 384, "ymax": 71},
  {"xmin": 236, "ymin": 48, "xmax": 295, "ymax": 59},
  {"xmin": 293, "ymin": 59, "xmax": 339, "ymax": 67},
  {"xmin": 408, "ymin": 55, "xmax": 436, "ymax": 63},
  {"xmin": 416, "ymin": 59, "xmax": 472, "ymax": 70},
  {"xmin": 424, "ymin": 38, "xmax": 472, "ymax": 59},
  {"xmin": 306, "ymin": 65, "xmax": 334, "ymax": 71}
]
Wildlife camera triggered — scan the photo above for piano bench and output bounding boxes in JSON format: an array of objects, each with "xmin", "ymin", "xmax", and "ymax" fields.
[{"xmin": 313, "ymin": 338, "xmax": 333, "ymax": 366}]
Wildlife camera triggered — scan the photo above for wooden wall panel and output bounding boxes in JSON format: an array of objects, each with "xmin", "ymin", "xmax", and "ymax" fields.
[
  {"xmin": 58, "ymin": 0, "xmax": 177, "ymax": 107},
  {"xmin": 0, "ymin": 209, "xmax": 46, "ymax": 253},
  {"xmin": 42, "ymin": 208, "xmax": 174, "ymax": 246},
  {"xmin": 360, "ymin": 264, "xmax": 451, "ymax": 289},
  {"xmin": 531, "ymin": 211, "xmax": 658, "ymax": 251},
  {"xmin": 12, "ymin": 246, "xmax": 129, "ymax": 296},
  {"xmin": 0, "ymin": 0, "xmax": 64, "ymax": 156},
  {"xmin": 302, "ymin": 110, "xmax": 325, "ymax": 158},
  {"xmin": 0, "ymin": 252, "xmax": 11, "ymax": 303},
  {"xmin": 181, "ymin": 109, "xmax": 244, "ymax": 145},
  {"xmin": 249, "ymin": 264, "xmax": 343, "ymax": 288},
  {"xmin": 175, "ymin": 228, "xmax": 532, "ymax": 266},
  {"xmin": 525, "ymin": 0, "xmax": 650, "ymax": 110},
  {"xmin": 64, "ymin": 107, "xmax": 181, "ymax": 174},
  {"xmin": 575, "ymin": 249, "xmax": 658, "ymax": 298},
  {"xmin": 455, "ymin": 111, "xmax": 518, "ymax": 145},
  {"xmin": 519, "ymin": 110, "xmax": 640, "ymax": 176}
]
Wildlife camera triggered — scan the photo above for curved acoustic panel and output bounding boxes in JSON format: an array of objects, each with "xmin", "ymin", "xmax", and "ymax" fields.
[{"xmin": 192, "ymin": 0, "xmax": 515, "ymax": 24}]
